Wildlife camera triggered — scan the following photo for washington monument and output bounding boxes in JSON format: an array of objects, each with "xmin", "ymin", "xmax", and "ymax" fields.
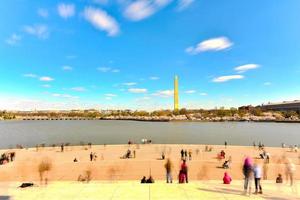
[{"xmin": 174, "ymin": 75, "xmax": 179, "ymax": 111}]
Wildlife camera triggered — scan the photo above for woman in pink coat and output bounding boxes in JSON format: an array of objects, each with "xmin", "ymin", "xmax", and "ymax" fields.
[{"xmin": 223, "ymin": 172, "xmax": 232, "ymax": 184}]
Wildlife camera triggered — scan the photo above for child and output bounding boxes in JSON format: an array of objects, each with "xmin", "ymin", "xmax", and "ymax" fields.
[
  {"xmin": 223, "ymin": 172, "xmax": 232, "ymax": 184},
  {"xmin": 276, "ymin": 174, "xmax": 283, "ymax": 183}
]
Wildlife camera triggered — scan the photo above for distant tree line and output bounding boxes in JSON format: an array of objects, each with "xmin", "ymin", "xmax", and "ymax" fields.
[{"xmin": 1, "ymin": 108, "xmax": 300, "ymax": 120}]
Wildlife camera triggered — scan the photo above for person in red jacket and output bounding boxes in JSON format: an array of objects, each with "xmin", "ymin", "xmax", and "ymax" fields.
[
  {"xmin": 180, "ymin": 160, "xmax": 188, "ymax": 183},
  {"xmin": 223, "ymin": 172, "xmax": 232, "ymax": 184}
]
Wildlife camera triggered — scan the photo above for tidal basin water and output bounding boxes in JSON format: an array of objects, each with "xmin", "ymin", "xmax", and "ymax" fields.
[{"xmin": 0, "ymin": 120, "xmax": 299, "ymax": 149}]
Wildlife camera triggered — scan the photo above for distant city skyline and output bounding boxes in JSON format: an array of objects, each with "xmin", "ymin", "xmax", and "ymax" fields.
[{"xmin": 1, "ymin": 0, "xmax": 300, "ymax": 111}]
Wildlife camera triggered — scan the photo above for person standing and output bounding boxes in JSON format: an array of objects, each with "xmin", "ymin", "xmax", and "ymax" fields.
[
  {"xmin": 61, "ymin": 144, "xmax": 64, "ymax": 152},
  {"xmin": 90, "ymin": 152, "xmax": 93, "ymax": 161},
  {"xmin": 181, "ymin": 160, "xmax": 188, "ymax": 183},
  {"xmin": 184, "ymin": 150, "xmax": 188, "ymax": 160},
  {"xmin": 164, "ymin": 159, "xmax": 173, "ymax": 183},
  {"xmin": 180, "ymin": 149, "xmax": 184, "ymax": 160},
  {"xmin": 224, "ymin": 141, "xmax": 227, "ymax": 149},
  {"xmin": 188, "ymin": 150, "xmax": 192, "ymax": 161},
  {"xmin": 253, "ymin": 164, "xmax": 263, "ymax": 194}
]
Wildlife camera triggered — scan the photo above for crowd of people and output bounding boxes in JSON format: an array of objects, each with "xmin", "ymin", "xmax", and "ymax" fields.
[{"xmin": 0, "ymin": 151, "xmax": 15, "ymax": 165}]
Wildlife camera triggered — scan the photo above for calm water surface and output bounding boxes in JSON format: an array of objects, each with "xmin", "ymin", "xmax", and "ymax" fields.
[{"xmin": 0, "ymin": 120, "xmax": 299, "ymax": 149}]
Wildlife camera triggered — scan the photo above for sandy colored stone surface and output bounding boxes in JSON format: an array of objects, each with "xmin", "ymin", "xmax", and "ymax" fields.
[{"xmin": 0, "ymin": 144, "xmax": 299, "ymax": 182}]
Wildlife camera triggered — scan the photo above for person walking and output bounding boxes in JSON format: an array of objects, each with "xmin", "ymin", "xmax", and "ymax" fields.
[
  {"xmin": 285, "ymin": 159, "xmax": 296, "ymax": 186},
  {"xmin": 164, "ymin": 159, "xmax": 173, "ymax": 183},
  {"xmin": 243, "ymin": 157, "xmax": 253, "ymax": 195},
  {"xmin": 253, "ymin": 164, "xmax": 263, "ymax": 194}
]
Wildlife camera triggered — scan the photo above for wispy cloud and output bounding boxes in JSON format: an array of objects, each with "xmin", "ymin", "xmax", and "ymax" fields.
[
  {"xmin": 123, "ymin": 82, "xmax": 137, "ymax": 86},
  {"xmin": 264, "ymin": 82, "xmax": 272, "ymax": 86},
  {"xmin": 38, "ymin": 8, "xmax": 49, "ymax": 18},
  {"xmin": 6, "ymin": 33, "xmax": 22, "ymax": 45},
  {"xmin": 200, "ymin": 92, "xmax": 208, "ymax": 96},
  {"xmin": 152, "ymin": 90, "xmax": 174, "ymax": 98},
  {"xmin": 57, "ymin": 3, "xmax": 75, "ymax": 19},
  {"xmin": 212, "ymin": 75, "xmax": 244, "ymax": 83},
  {"xmin": 62, "ymin": 65, "xmax": 73, "ymax": 71},
  {"xmin": 185, "ymin": 90, "xmax": 196, "ymax": 94},
  {"xmin": 124, "ymin": 0, "xmax": 172, "ymax": 21},
  {"xmin": 39, "ymin": 76, "xmax": 54, "ymax": 81},
  {"xmin": 149, "ymin": 76, "xmax": 159, "ymax": 80},
  {"xmin": 234, "ymin": 64, "xmax": 260, "ymax": 73},
  {"xmin": 97, "ymin": 67, "xmax": 120, "ymax": 73},
  {"xmin": 71, "ymin": 87, "xmax": 86, "ymax": 92},
  {"xmin": 84, "ymin": 7, "xmax": 120, "ymax": 36},
  {"xmin": 186, "ymin": 37, "xmax": 233, "ymax": 54},
  {"xmin": 97, "ymin": 67, "xmax": 111, "ymax": 72},
  {"xmin": 23, "ymin": 73, "xmax": 38, "ymax": 78},
  {"xmin": 52, "ymin": 93, "xmax": 79, "ymax": 99},
  {"xmin": 128, "ymin": 88, "xmax": 148, "ymax": 93},
  {"xmin": 23, "ymin": 24, "xmax": 49, "ymax": 39},
  {"xmin": 105, "ymin": 93, "xmax": 117, "ymax": 97},
  {"xmin": 177, "ymin": 0, "xmax": 194, "ymax": 11}
]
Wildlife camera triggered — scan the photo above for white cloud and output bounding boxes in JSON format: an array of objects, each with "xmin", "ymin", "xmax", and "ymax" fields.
[
  {"xmin": 177, "ymin": 0, "xmax": 194, "ymax": 11},
  {"xmin": 234, "ymin": 64, "xmax": 260, "ymax": 73},
  {"xmin": 124, "ymin": 0, "xmax": 172, "ymax": 21},
  {"xmin": 105, "ymin": 93, "xmax": 117, "ymax": 97},
  {"xmin": 23, "ymin": 24, "xmax": 49, "ymax": 39},
  {"xmin": 23, "ymin": 73, "xmax": 37, "ymax": 78},
  {"xmin": 152, "ymin": 89, "xmax": 173, "ymax": 98},
  {"xmin": 84, "ymin": 7, "xmax": 120, "ymax": 36},
  {"xmin": 212, "ymin": 75, "xmax": 244, "ymax": 83},
  {"xmin": 71, "ymin": 87, "xmax": 86, "ymax": 92},
  {"xmin": 185, "ymin": 90, "xmax": 196, "ymax": 94},
  {"xmin": 39, "ymin": 76, "xmax": 54, "ymax": 81},
  {"xmin": 38, "ymin": 8, "xmax": 49, "ymax": 18},
  {"xmin": 42, "ymin": 84, "xmax": 51, "ymax": 88},
  {"xmin": 186, "ymin": 37, "xmax": 233, "ymax": 54},
  {"xmin": 128, "ymin": 88, "xmax": 148, "ymax": 93},
  {"xmin": 57, "ymin": 3, "xmax": 75, "ymax": 19},
  {"xmin": 149, "ymin": 76, "xmax": 159, "ymax": 80},
  {"xmin": 200, "ymin": 92, "xmax": 207, "ymax": 96},
  {"xmin": 6, "ymin": 33, "xmax": 22, "ymax": 45},
  {"xmin": 123, "ymin": 82, "xmax": 137, "ymax": 86},
  {"xmin": 264, "ymin": 82, "xmax": 272, "ymax": 86},
  {"xmin": 62, "ymin": 65, "xmax": 73, "ymax": 71}
]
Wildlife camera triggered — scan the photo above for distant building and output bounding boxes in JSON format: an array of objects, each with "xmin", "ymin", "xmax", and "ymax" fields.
[
  {"xmin": 174, "ymin": 75, "xmax": 179, "ymax": 111},
  {"xmin": 260, "ymin": 100, "xmax": 300, "ymax": 112},
  {"xmin": 238, "ymin": 105, "xmax": 255, "ymax": 111}
]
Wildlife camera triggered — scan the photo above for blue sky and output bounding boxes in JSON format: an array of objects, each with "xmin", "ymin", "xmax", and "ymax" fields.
[{"xmin": 1, "ymin": 0, "xmax": 300, "ymax": 111}]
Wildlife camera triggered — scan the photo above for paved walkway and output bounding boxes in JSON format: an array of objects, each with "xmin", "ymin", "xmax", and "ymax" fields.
[{"xmin": 1, "ymin": 181, "xmax": 299, "ymax": 200}]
